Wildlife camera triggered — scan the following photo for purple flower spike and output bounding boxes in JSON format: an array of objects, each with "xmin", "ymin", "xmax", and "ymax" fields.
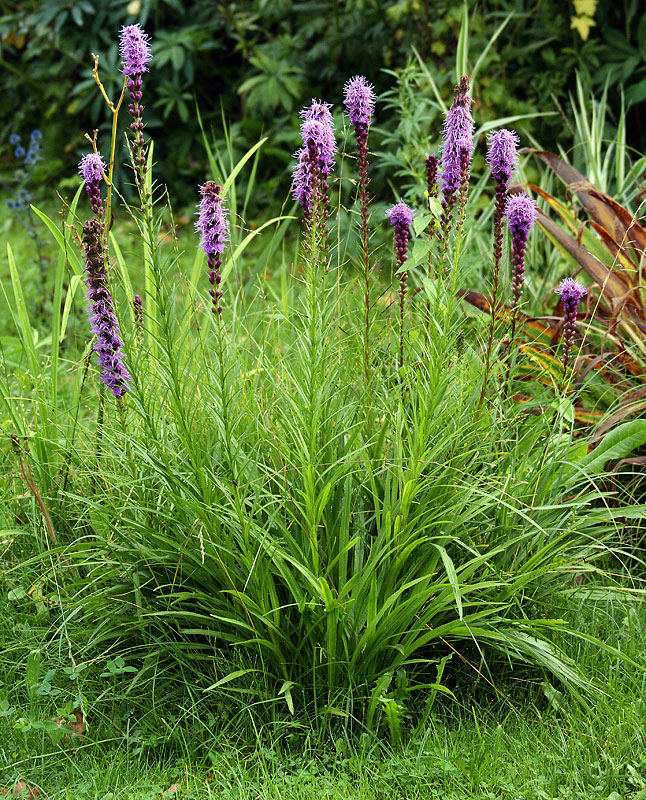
[
  {"xmin": 78, "ymin": 152, "xmax": 106, "ymax": 184},
  {"xmin": 555, "ymin": 277, "xmax": 587, "ymax": 306},
  {"xmin": 195, "ymin": 181, "xmax": 229, "ymax": 316},
  {"xmin": 505, "ymin": 193, "xmax": 536, "ymax": 310},
  {"xmin": 78, "ymin": 152, "xmax": 107, "ymax": 217},
  {"xmin": 120, "ymin": 24, "xmax": 152, "ymax": 203},
  {"xmin": 291, "ymin": 98, "xmax": 336, "ymax": 237},
  {"xmin": 195, "ymin": 181, "xmax": 229, "ymax": 256},
  {"xmin": 505, "ymin": 193, "xmax": 537, "ymax": 239},
  {"xmin": 82, "ymin": 218, "xmax": 131, "ymax": 397},
  {"xmin": 555, "ymin": 277, "xmax": 587, "ymax": 380},
  {"xmin": 385, "ymin": 202, "xmax": 415, "ymax": 233},
  {"xmin": 386, "ymin": 202, "xmax": 415, "ymax": 369},
  {"xmin": 441, "ymin": 76, "xmax": 474, "ymax": 196},
  {"xmin": 486, "ymin": 129, "xmax": 520, "ymax": 184},
  {"xmin": 343, "ymin": 75, "xmax": 376, "ymax": 128},
  {"xmin": 119, "ymin": 24, "xmax": 152, "ymax": 76}
]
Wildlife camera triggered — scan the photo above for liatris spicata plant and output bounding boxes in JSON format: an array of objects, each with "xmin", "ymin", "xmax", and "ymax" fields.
[
  {"xmin": 504, "ymin": 192, "xmax": 537, "ymax": 391},
  {"xmin": 386, "ymin": 202, "xmax": 415, "ymax": 369},
  {"xmin": 554, "ymin": 277, "xmax": 587, "ymax": 391},
  {"xmin": 119, "ymin": 23, "xmax": 152, "ymax": 202},
  {"xmin": 343, "ymin": 76, "xmax": 376, "ymax": 380},
  {"xmin": 479, "ymin": 129, "xmax": 520, "ymax": 408},
  {"xmin": 78, "ymin": 152, "xmax": 107, "ymax": 218},
  {"xmin": 81, "ymin": 217, "xmax": 131, "ymax": 397},
  {"xmin": 291, "ymin": 99, "xmax": 336, "ymax": 263},
  {"xmin": 195, "ymin": 181, "xmax": 229, "ymax": 317},
  {"xmin": 438, "ymin": 76, "xmax": 473, "ymax": 274}
]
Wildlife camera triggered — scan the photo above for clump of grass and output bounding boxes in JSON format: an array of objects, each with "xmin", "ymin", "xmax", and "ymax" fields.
[{"xmin": 1, "ymin": 22, "xmax": 644, "ymax": 757}]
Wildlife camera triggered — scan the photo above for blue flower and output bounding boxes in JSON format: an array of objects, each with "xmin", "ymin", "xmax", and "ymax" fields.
[
  {"xmin": 9, "ymin": 134, "xmax": 21, "ymax": 145},
  {"xmin": 30, "ymin": 130, "xmax": 42, "ymax": 140},
  {"xmin": 14, "ymin": 146, "xmax": 26, "ymax": 159}
]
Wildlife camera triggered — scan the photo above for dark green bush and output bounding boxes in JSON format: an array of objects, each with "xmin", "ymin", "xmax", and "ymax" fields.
[{"xmin": 0, "ymin": 0, "xmax": 641, "ymax": 209}]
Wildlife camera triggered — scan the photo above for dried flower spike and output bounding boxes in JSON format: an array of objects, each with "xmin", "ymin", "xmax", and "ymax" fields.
[
  {"xmin": 195, "ymin": 181, "xmax": 229, "ymax": 317},
  {"xmin": 386, "ymin": 202, "xmax": 415, "ymax": 369},
  {"xmin": 78, "ymin": 152, "xmax": 106, "ymax": 217}
]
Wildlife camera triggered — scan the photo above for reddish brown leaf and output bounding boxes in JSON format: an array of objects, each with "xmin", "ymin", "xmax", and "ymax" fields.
[
  {"xmin": 54, "ymin": 710, "xmax": 85, "ymax": 740},
  {"xmin": 535, "ymin": 207, "xmax": 630, "ymax": 300},
  {"xmin": 1, "ymin": 782, "xmax": 40, "ymax": 798}
]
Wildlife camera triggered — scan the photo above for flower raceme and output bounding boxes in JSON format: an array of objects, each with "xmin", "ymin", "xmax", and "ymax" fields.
[
  {"xmin": 78, "ymin": 152, "xmax": 107, "ymax": 218},
  {"xmin": 386, "ymin": 202, "xmax": 415, "ymax": 369},
  {"xmin": 119, "ymin": 24, "xmax": 152, "ymax": 199},
  {"xmin": 486, "ymin": 129, "xmax": 520, "ymax": 184},
  {"xmin": 441, "ymin": 76, "xmax": 474, "ymax": 197},
  {"xmin": 195, "ymin": 181, "xmax": 230, "ymax": 316},
  {"xmin": 555, "ymin": 277, "xmax": 587, "ymax": 379},
  {"xmin": 505, "ymin": 192, "xmax": 537, "ymax": 310},
  {"xmin": 81, "ymin": 218, "xmax": 131, "ymax": 398},
  {"xmin": 119, "ymin": 23, "xmax": 152, "ymax": 76},
  {"xmin": 343, "ymin": 75, "xmax": 376, "ymax": 129},
  {"xmin": 292, "ymin": 101, "xmax": 337, "ymax": 216}
]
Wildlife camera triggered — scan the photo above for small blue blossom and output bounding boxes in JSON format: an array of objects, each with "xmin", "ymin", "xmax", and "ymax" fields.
[
  {"xmin": 14, "ymin": 146, "xmax": 26, "ymax": 159},
  {"xmin": 30, "ymin": 130, "xmax": 42, "ymax": 141},
  {"xmin": 9, "ymin": 134, "xmax": 21, "ymax": 145}
]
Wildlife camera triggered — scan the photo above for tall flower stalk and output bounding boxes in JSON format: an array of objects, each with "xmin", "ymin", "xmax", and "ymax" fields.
[
  {"xmin": 386, "ymin": 202, "xmax": 415, "ymax": 369},
  {"xmin": 292, "ymin": 99, "xmax": 336, "ymax": 267},
  {"xmin": 119, "ymin": 23, "xmax": 153, "ymax": 209},
  {"xmin": 343, "ymin": 76, "xmax": 376, "ymax": 380},
  {"xmin": 503, "ymin": 192, "xmax": 537, "ymax": 392},
  {"xmin": 195, "ymin": 181, "xmax": 230, "ymax": 318},
  {"xmin": 437, "ymin": 76, "xmax": 473, "ymax": 276},
  {"xmin": 78, "ymin": 153, "xmax": 131, "ymax": 398},
  {"xmin": 81, "ymin": 216, "xmax": 132, "ymax": 398},
  {"xmin": 479, "ymin": 129, "xmax": 520, "ymax": 407},
  {"xmin": 554, "ymin": 277, "xmax": 587, "ymax": 394}
]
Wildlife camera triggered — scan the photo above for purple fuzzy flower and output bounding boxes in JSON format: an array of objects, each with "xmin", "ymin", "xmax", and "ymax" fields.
[
  {"xmin": 119, "ymin": 24, "xmax": 152, "ymax": 76},
  {"xmin": 78, "ymin": 152, "xmax": 106, "ymax": 184},
  {"xmin": 385, "ymin": 202, "xmax": 415, "ymax": 232},
  {"xmin": 79, "ymin": 152, "xmax": 106, "ymax": 217},
  {"xmin": 555, "ymin": 277, "xmax": 587, "ymax": 306},
  {"xmin": 555, "ymin": 277, "xmax": 587, "ymax": 387},
  {"xmin": 301, "ymin": 100, "xmax": 334, "ymax": 125},
  {"xmin": 300, "ymin": 119, "xmax": 336, "ymax": 175},
  {"xmin": 291, "ymin": 99, "xmax": 336, "ymax": 217},
  {"xmin": 441, "ymin": 76, "xmax": 474, "ymax": 196},
  {"xmin": 120, "ymin": 24, "xmax": 152, "ymax": 202},
  {"xmin": 195, "ymin": 181, "xmax": 229, "ymax": 316},
  {"xmin": 505, "ymin": 193, "xmax": 537, "ymax": 239},
  {"xmin": 486, "ymin": 129, "xmax": 520, "ymax": 184},
  {"xmin": 343, "ymin": 75, "xmax": 376, "ymax": 128},
  {"xmin": 195, "ymin": 181, "xmax": 229, "ymax": 255},
  {"xmin": 82, "ymin": 218, "xmax": 131, "ymax": 397},
  {"xmin": 505, "ymin": 193, "xmax": 536, "ymax": 312}
]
